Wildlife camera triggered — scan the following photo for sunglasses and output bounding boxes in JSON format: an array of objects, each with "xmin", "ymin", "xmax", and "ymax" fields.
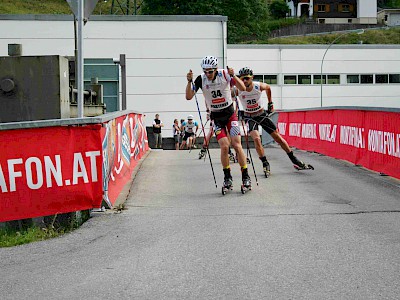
[
  {"xmin": 240, "ymin": 76, "xmax": 252, "ymax": 80},
  {"xmin": 203, "ymin": 69, "xmax": 215, "ymax": 75}
]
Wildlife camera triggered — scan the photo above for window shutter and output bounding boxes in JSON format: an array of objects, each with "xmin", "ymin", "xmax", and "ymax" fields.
[
  {"xmin": 326, "ymin": 4, "xmax": 330, "ymax": 12},
  {"xmin": 314, "ymin": 5, "xmax": 318, "ymax": 12}
]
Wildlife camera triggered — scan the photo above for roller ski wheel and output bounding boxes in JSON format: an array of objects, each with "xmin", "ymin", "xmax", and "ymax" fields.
[
  {"xmin": 229, "ymin": 153, "xmax": 236, "ymax": 163},
  {"xmin": 293, "ymin": 163, "xmax": 314, "ymax": 171},
  {"xmin": 241, "ymin": 177, "xmax": 252, "ymax": 194},
  {"xmin": 246, "ymin": 157, "xmax": 250, "ymax": 164},
  {"xmin": 263, "ymin": 161, "xmax": 271, "ymax": 178},
  {"xmin": 198, "ymin": 149, "xmax": 206, "ymax": 160},
  {"xmin": 222, "ymin": 177, "xmax": 233, "ymax": 195}
]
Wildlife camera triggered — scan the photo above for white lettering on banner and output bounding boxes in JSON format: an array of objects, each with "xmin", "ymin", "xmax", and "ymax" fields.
[
  {"xmin": 8, "ymin": 159, "xmax": 23, "ymax": 192},
  {"xmin": 44, "ymin": 155, "xmax": 63, "ymax": 188},
  {"xmin": 0, "ymin": 164, "xmax": 8, "ymax": 192},
  {"xmin": 278, "ymin": 122, "xmax": 286, "ymax": 135},
  {"xmin": 25, "ymin": 157, "xmax": 43, "ymax": 190},
  {"xmin": 368, "ymin": 130, "xmax": 400, "ymax": 158},
  {"xmin": 301, "ymin": 124, "xmax": 317, "ymax": 139},
  {"xmin": 340, "ymin": 126, "xmax": 365, "ymax": 149},
  {"xmin": 289, "ymin": 123, "xmax": 301, "ymax": 137},
  {"xmin": 319, "ymin": 124, "xmax": 337, "ymax": 143},
  {"xmin": 0, "ymin": 151, "xmax": 100, "ymax": 193},
  {"xmin": 86, "ymin": 151, "xmax": 100, "ymax": 182}
]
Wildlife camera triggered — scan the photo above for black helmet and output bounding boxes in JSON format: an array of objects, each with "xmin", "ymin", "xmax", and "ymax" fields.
[{"xmin": 238, "ymin": 67, "xmax": 253, "ymax": 77}]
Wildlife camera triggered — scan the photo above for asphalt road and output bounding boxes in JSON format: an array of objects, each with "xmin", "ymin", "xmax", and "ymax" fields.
[{"xmin": 1, "ymin": 146, "xmax": 400, "ymax": 300}]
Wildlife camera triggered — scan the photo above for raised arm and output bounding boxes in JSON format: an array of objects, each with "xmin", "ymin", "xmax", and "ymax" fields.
[
  {"xmin": 186, "ymin": 69, "xmax": 195, "ymax": 100},
  {"xmin": 227, "ymin": 66, "xmax": 246, "ymax": 91}
]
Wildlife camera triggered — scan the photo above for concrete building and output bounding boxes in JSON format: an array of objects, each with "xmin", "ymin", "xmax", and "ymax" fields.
[
  {"xmin": 286, "ymin": 0, "xmax": 377, "ymax": 24},
  {"xmin": 378, "ymin": 9, "xmax": 400, "ymax": 26}
]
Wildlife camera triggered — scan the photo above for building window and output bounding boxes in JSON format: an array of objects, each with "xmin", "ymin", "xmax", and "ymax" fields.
[
  {"xmin": 376, "ymin": 74, "xmax": 389, "ymax": 84},
  {"xmin": 317, "ymin": 4, "xmax": 326, "ymax": 12},
  {"xmin": 348, "ymin": 19, "xmax": 353, "ymax": 23},
  {"xmin": 327, "ymin": 75, "xmax": 340, "ymax": 84},
  {"xmin": 298, "ymin": 75, "xmax": 311, "ymax": 84},
  {"xmin": 319, "ymin": 19, "xmax": 325, "ymax": 24},
  {"xmin": 347, "ymin": 75, "xmax": 359, "ymax": 84},
  {"xmin": 360, "ymin": 74, "xmax": 373, "ymax": 84},
  {"xmin": 253, "ymin": 75, "xmax": 263, "ymax": 82},
  {"xmin": 342, "ymin": 4, "xmax": 350, "ymax": 12},
  {"xmin": 389, "ymin": 74, "xmax": 400, "ymax": 83},
  {"xmin": 313, "ymin": 75, "xmax": 326, "ymax": 84},
  {"xmin": 263, "ymin": 75, "xmax": 278, "ymax": 85},
  {"xmin": 284, "ymin": 75, "xmax": 297, "ymax": 84}
]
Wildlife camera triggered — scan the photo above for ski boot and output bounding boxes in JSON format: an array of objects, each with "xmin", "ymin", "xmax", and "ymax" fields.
[
  {"xmin": 222, "ymin": 175, "xmax": 233, "ymax": 195},
  {"xmin": 241, "ymin": 173, "xmax": 252, "ymax": 194},
  {"xmin": 262, "ymin": 160, "xmax": 271, "ymax": 178},
  {"xmin": 198, "ymin": 148, "xmax": 207, "ymax": 159},
  {"xmin": 291, "ymin": 155, "xmax": 314, "ymax": 171}
]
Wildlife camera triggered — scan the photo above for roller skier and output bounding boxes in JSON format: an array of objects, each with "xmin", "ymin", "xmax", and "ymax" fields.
[
  {"xmin": 235, "ymin": 67, "xmax": 314, "ymax": 174},
  {"xmin": 186, "ymin": 56, "xmax": 251, "ymax": 194}
]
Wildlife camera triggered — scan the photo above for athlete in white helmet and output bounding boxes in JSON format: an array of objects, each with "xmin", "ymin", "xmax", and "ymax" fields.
[
  {"xmin": 186, "ymin": 56, "xmax": 251, "ymax": 191},
  {"xmin": 235, "ymin": 67, "xmax": 313, "ymax": 174},
  {"xmin": 180, "ymin": 115, "xmax": 199, "ymax": 150}
]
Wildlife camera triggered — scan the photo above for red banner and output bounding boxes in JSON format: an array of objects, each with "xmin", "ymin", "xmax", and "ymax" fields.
[
  {"xmin": 101, "ymin": 113, "xmax": 148, "ymax": 206},
  {"xmin": 277, "ymin": 110, "xmax": 400, "ymax": 179},
  {"xmin": 0, "ymin": 125, "xmax": 103, "ymax": 222}
]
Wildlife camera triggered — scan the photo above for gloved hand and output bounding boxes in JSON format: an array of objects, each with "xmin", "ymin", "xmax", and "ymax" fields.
[
  {"xmin": 267, "ymin": 102, "xmax": 274, "ymax": 115},
  {"xmin": 238, "ymin": 110, "xmax": 244, "ymax": 121}
]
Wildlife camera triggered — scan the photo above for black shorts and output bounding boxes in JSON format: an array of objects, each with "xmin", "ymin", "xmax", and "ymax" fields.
[
  {"xmin": 210, "ymin": 104, "xmax": 235, "ymax": 129},
  {"xmin": 244, "ymin": 110, "xmax": 277, "ymax": 135},
  {"xmin": 183, "ymin": 131, "xmax": 195, "ymax": 141}
]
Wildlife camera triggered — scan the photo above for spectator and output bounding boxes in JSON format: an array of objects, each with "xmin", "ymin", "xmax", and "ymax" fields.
[
  {"xmin": 152, "ymin": 114, "xmax": 164, "ymax": 149},
  {"xmin": 172, "ymin": 119, "xmax": 181, "ymax": 150}
]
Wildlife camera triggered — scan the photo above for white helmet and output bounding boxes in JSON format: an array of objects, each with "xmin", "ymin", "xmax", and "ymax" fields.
[
  {"xmin": 187, "ymin": 115, "xmax": 194, "ymax": 120},
  {"xmin": 201, "ymin": 56, "xmax": 218, "ymax": 69}
]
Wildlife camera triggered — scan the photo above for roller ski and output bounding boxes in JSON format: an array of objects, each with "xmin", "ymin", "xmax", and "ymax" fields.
[
  {"xmin": 198, "ymin": 148, "xmax": 207, "ymax": 159},
  {"xmin": 240, "ymin": 168, "xmax": 252, "ymax": 194},
  {"xmin": 241, "ymin": 174, "xmax": 252, "ymax": 194},
  {"xmin": 288, "ymin": 151, "xmax": 314, "ymax": 171},
  {"xmin": 293, "ymin": 163, "xmax": 314, "ymax": 171},
  {"xmin": 222, "ymin": 176, "xmax": 233, "ymax": 195},
  {"xmin": 262, "ymin": 160, "xmax": 271, "ymax": 178}
]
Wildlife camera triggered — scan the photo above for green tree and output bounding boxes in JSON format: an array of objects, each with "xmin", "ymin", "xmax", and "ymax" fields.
[
  {"xmin": 141, "ymin": 0, "xmax": 270, "ymax": 43},
  {"xmin": 268, "ymin": 0, "xmax": 289, "ymax": 19}
]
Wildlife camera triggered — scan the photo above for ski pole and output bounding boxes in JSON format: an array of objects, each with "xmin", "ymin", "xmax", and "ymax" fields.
[
  {"xmin": 191, "ymin": 81, "xmax": 218, "ymax": 188},
  {"xmin": 241, "ymin": 118, "xmax": 258, "ymax": 186}
]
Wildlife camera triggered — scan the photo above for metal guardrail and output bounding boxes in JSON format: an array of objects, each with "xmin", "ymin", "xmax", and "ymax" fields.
[{"xmin": 0, "ymin": 110, "xmax": 143, "ymax": 131}]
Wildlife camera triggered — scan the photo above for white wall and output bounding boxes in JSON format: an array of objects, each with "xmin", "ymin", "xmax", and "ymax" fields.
[
  {"xmin": 228, "ymin": 44, "xmax": 400, "ymax": 110},
  {"xmin": 358, "ymin": 0, "xmax": 377, "ymax": 18},
  {"xmin": 0, "ymin": 15, "xmax": 227, "ymax": 137}
]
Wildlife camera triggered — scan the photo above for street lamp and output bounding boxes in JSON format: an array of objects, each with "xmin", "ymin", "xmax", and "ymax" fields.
[{"xmin": 320, "ymin": 29, "xmax": 364, "ymax": 107}]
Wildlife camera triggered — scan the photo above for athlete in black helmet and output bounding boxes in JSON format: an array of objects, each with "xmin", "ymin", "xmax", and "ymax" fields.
[{"xmin": 235, "ymin": 67, "xmax": 313, "ymax": 176}]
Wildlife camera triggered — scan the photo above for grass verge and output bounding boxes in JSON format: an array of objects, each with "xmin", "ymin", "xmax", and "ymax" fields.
[{"xmin": 0, "ymin": 226, "xmax": 66, "ymax": 247}]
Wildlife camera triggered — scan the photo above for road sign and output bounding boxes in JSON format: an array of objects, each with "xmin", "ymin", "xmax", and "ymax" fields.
[{"xmin": 66, "ymin": 0, "xmax": 99, "ymax": 20}]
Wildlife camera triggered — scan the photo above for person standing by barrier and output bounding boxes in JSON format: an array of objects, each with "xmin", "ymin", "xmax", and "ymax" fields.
[
  {"xmin": 236, "ymin": 67, "xmax": 314, "ymax": 175},
  {"xmin": 172, "ymin": 119, "xmax": 181, "ymax": 150},
  {"xmin": 186, "ymin": 56, "xmax": 251, "ymax": 192},
  {"xmin": 152, "ymin": 114, "xmax": 164, "ymax": 149}
]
